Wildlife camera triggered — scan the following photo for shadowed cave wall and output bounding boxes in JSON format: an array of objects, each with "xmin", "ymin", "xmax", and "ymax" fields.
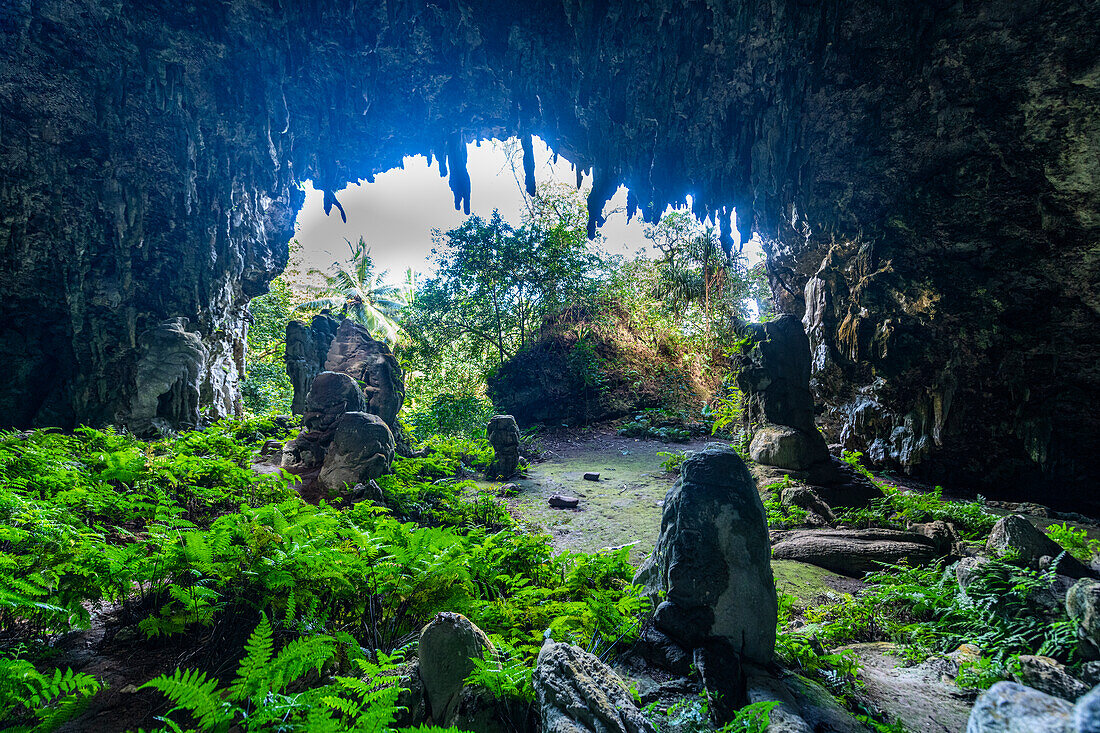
[{"xmin": 0, "ymin": 1, "xmax": 1097, "ymax": 504}]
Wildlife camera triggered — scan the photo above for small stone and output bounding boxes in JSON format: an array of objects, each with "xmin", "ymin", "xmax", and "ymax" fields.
[
  {"xmin": 583, "ymin": 472, "xmax": 600, "ymax": 481},
  {"xmin": 549, "ymin": 494, "xmax": 580, "ymax": 509}
]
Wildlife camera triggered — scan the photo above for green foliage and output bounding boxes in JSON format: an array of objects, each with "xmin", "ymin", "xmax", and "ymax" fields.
[
  {"xmin": 618, "ymin": 408, "xmax": 702, "ymax": 442},
  {"xmin": 298, "ymin": 237, "xmax": 409, "ymax": 344},
  {"xmin": 403, "ymin": 392, "xmax": 497, "ymax": 441},
  {"xmin": 836, "ymin": 451, "xmax": 996, "ymax": 541},
  {"xmin": 657, "ymin": 450, "xmax": 689, "ymax": 473},
  {"xmin": 242, "ymin": 275, "xmax": 296, "ymax": 414},
  {"xmin": 1045, "ymin": 522, "xmax": 1100, "ymax": 563},
  {"xmin": 464, "ymin": 645, "xmax": 534, "ymax": 703},
  {"xmin": 721, "ymin": 701, "xmax": 780, "ymax": 733},
  {"xmin": 0, "ymin": 658, "xmax": 102, "ymax": 732},
  {"xmin": 1, "ymin": 417, "xmax": 649, "ymax": 729},
  {"xmin": 142, "ymin": 614, "xmax": 407, "ymax": 732}
]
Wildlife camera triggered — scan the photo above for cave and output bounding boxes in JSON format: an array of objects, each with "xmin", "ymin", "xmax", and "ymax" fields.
[{"xmin": 1, "ymin": 0, "xmax": 1098, "ymax": 512}]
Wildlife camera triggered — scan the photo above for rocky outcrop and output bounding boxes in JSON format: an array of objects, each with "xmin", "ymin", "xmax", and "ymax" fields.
[
  {"xmin": 280, "ymin": 371, "xmax": 367, "ymax": 484},
  {"xmin": 986, "ymin": 515, "xmax": 1094, "ymax": 579},
  {"xmin": 735, "ymin": 316, "xmax": 831, "ymax": 473},
  {"xmin": 125, "ymin": 318, "xmax": 207, "ymax": 437},
  {"xmin": 967, "ymin": 681, "xmax": 1076, "ymax": 733},
  {"xmin": 771, "ymin": 528, "xmax": 939, "ymax": 577},
  {"xmin": 1068, "ymin": 580, "xmax": 1100, "ymax": 660},
  {"xmin": 634, "ymin": 443, "xmax": 776, "ymax": 664},
  {"xmin": 534, "ymin": 639, "xmax": 655, "ymax": 733},
  {"xmin": 285, "ymin": 315, "xmax": 340, "ymax": 414},
  {"xmin": 323, "ymin": 320, "xmax": 404, "ymax": 430},
  {"xmin": 1, "ymin": 0, "xmax": 1096, "ymax": 507},
  {"xmin": 486, "ymin": 415, "xmax": 521, "ymax": 480},
  {"xmin": 1013, "ymin": 656, "xmax": 1091, "ymax": 702},
  {"xmin": 316, "ymin": 412, "xmax": 394, "ymax": 497},
  {"xmin": 418, "ymin": 613, "xmax": 493, "ymax": 725}
]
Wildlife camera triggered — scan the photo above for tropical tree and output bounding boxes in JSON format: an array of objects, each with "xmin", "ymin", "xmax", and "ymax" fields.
[{"xmin": 297, "ymin": 238, "xmax": 409, "ymax": 343}]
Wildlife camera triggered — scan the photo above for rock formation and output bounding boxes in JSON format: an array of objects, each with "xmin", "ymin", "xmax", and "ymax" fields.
[
  {"xmin": 323, "ymin": 320, "xmax": 404, "ymax": 430},
  {"xmin": 735, "ymin": 316, "xmax": 829, "ymax": 470},
  {"xmin": 965, "ymin": 680, "xmax": 1100, "ymax": 733},
  {"xmin": 534, "ymin": 639, "xmax": 655, "ymax": 733},
  {"xmin": 285, "ymin": 315, "xmax": 340, "ymax": 414},
  {"xmin": 1068, "ymin": 580, "xmax": 1100, "ymax": 660},
  {"xmin": 986, "ymin": 515, "xmax": 1095, "ymax": 579},
  {"xmin": 281, "ymin": 371, "xmax": 367, "ymax": 485},
  {"xmin": 125, "ymin": 318, "xmax": 207, "ymax": 437},
  {"xmin": 417, "ymin": 612, "xmax": 494, "ymax": 726},
  {"xmin": 0, "ymin": 1, "xmax": 1096, "ymax": 506},
  {"xmin": 486, "ymin": 415, "xmax": 521, "ymax": 480},
  {"xmin": 315, "ymin": 412, "xmax": 394, "ymax": 497},
  {"xmin": 634, "ymin": 443, "xmax": 776, "ymax": 718},
  {"xmin": 770, "ymin": 528, "xmax": 940, "ymax": 577}
]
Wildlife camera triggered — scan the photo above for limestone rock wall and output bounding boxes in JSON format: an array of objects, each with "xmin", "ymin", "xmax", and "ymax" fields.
[{"xmin": 0, "ymin": 0, "xmax": 1097, "ymax": 504}]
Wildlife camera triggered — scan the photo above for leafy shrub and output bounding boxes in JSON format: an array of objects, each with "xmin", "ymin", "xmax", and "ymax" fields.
[
  {"xmin": 657, "ymin": 450, "xmax": 689, "ymax": 473},
  {"xmin": 618, "ymin": 408, "xmax": 701, "ymax": 442},
  {"xmin": 1045, "ymin": 522, "xmax": 1100, "ymax": 563},
  {"xmin": 0, "ymin": 658, "xmax": 102, "ymax": 732},
  {"xmin": 404, "ymin": 393, "xmax": 497, "ymax": 441},
  {"xmin": 836, "ymin": 451, "xmax": 995, "ymax": 540}
]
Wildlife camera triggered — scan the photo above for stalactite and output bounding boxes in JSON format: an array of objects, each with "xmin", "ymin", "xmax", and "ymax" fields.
[
  {"xmin": 446, "ymin": 133, "xmax": 471, "ymax": 215},
  {"xmin": 521, "ymin": 133, "xmax": 536, "ymax": 198}
]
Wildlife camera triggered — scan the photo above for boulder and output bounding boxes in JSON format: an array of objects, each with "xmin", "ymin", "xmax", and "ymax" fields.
[
  {"xmin": 750, "ymin": 425, "xmax": 831, "ymax": 472},
  {"xmin": 1068, "ymin": 579, "xmax": 1100, "ymax": 660},
  {"xmin": 486, "ymin": 415, "xmax": 521, "ymax": 479},
  {"xmin": 1076, "ymin": 685, "xmax": 1100, "ymax": 733},
  {"xmin": 781, "ymin": 485, "xmax": 836, "ymax": 525},
  {"xmin": 316, "ymin": 412, "xmax": 395, "ymax": 496},
  {"xmin": 634, "ymin": 443, "xmax": 776, "ymax": 664},
  {"xmin": 966, "ymin": 681, "xmax": 1074, "ymax": 733},
  {"xmin": 1013, "ymin": 656, "xmax": 1090, "ymax": 702},
  {"xmin": 324, "ymin": 319, "xmax": 405, "ymax": 428},
  {"xmin": 909, "ymin": 520, "xmax": 961, "ymax": 557},
  {"xmin": 126, "ymin": 317, "xmax": 206, "ymax": 437},
  {"xmin": 417, "ymin": 613, "xmax": 494, "ymax": 725},
  {"xmin": 281, "ymin": 371, "xmax": 367, "ymax": 470},
  {"xmin": 534, "ymin": 640, "xmax": 655, "ymax": 733},
  {"xmin": 735, "ymin": 315, "xmax": 820, "ymax": 435},
  {"xmin": 986, "ymin": 515, "xmax": 1094, "ymax": 579},
  {"xmin": 771, "ymin": 528, "xmax": 938, "ymax": 576},
  {"xmin": 285, "ymin": 314, "xmax": 340, "ymax": 414}
]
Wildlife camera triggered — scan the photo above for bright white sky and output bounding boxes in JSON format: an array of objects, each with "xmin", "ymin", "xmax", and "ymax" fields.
[{"xmin": 293, "ymin": 136, "xmax": 763, "ymax": 280}]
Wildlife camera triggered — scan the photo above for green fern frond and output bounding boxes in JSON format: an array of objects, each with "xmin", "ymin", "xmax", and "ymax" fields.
[{"xmin": 228, "ymin": 614, "xmax": 274, "ymax": 702}]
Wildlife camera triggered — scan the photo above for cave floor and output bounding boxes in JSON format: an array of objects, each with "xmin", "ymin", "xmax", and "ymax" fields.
[
  {"xmin": 490, "ymin": 426, "xmax": 858, "ymax": 602},
  {"xmin": 493, "ymin": 425, "xmax": 716, "ymax": 565}
]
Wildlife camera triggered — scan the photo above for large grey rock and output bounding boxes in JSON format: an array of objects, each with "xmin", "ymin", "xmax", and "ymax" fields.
[
  {"xmin": 281, "ymin": 371, "xmax": 367, "ymax": 471},
  {"xmin": 966, "ymin": 681, "xmax": 1074, "ymax": 733},
  {"xmin": 316, "ymin": 412, "xmax": 394, "ymax": 495},
  {"xmin": 840, "ymin": 642, "xmax": 969, "ymax": 733},
  {"xmin": 771, "ymin": 528, "xmax": 937, "ymax": 576},
  {"xmin": 634, "ymin": 443, "xmax": 776, "ymax": 664},
  {"xmin": 908, "ymin": 520, "xmax": 960, "ymax": 557},
  {"xmin": 781, "ymin": 485, "xmax": 836, "ymax": 525},
  {"xmin": 417, "ymin": 613, "xmax": 494, "ymax": 725},
  {"xmin": 1013, "ymin": 656, "xmax": 1090, "ymax": 702},
  {"xmin": 1068, "ymin": 579, "xmax": 1100, "ymax": 660},
  {"xmin": 750, "ymin": 425, "xmax": 831, "ymax": 472},
  {"xmin": 986, "ymin": 515, "xmax": 1094, "ymax": 579},
  {"xmin": 126, "ymin": 317, "xmax": 207, "ymax": 437},
  {"xmin": 324, "ymin": 319, "xmax": 405, "ymax": 429},
  {"xmin": 735, "ymin": 315, "xmax": 820, "ymax": 435},
  {"xmin": 285, "ymin": 315, "xmax": 340, "ymax": 414},
  {"xmin": 534, "ymin": 640, "xmax": 655, "ymax": 733},
  {"xmin": 1075, "ymin": 685, "xmax": 1100, "ymax": 733},
  {"xmin": 486, "ymin": 415, "xmax": 521, "ymax": 480}
]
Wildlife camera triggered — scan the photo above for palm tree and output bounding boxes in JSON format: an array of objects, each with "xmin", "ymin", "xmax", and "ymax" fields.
[{"xmin": 297, "ymin": 238, "xmax": 409, "ymax": 344}]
